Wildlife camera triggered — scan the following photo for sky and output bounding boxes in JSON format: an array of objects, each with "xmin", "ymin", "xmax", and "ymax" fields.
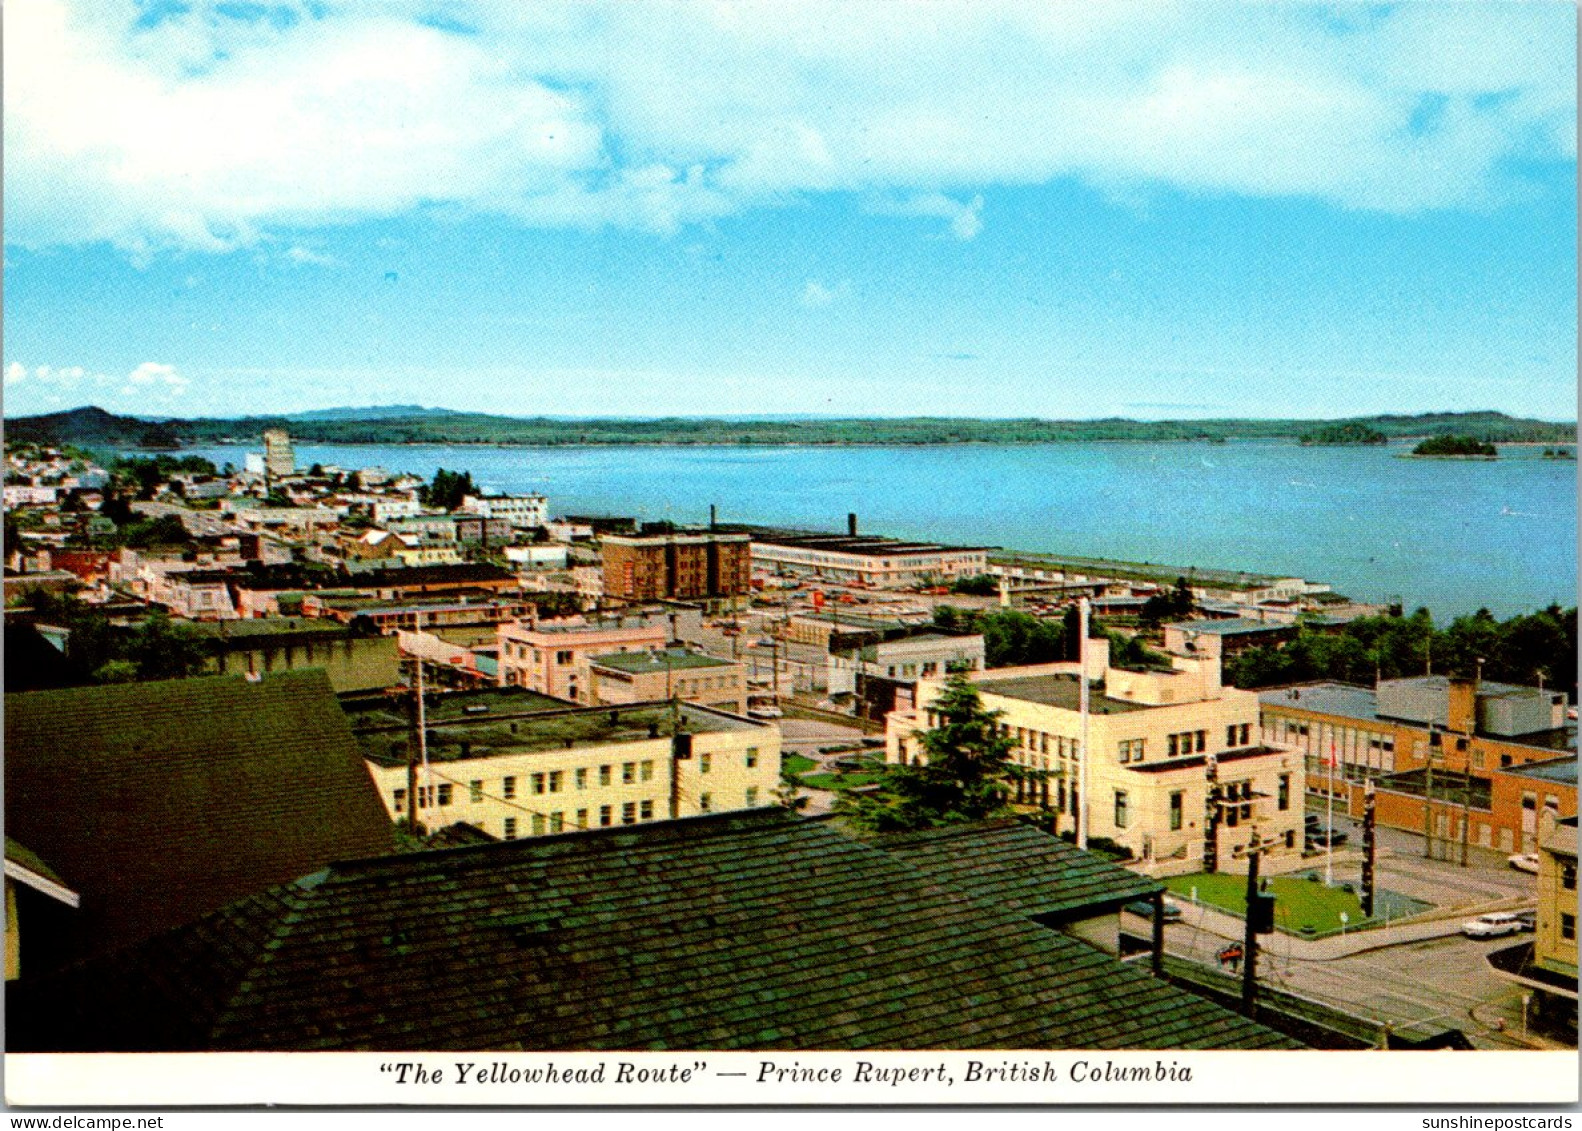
[{"xmin": 2, "ymin": 0, "xmax": 1576, "ymax": 421}]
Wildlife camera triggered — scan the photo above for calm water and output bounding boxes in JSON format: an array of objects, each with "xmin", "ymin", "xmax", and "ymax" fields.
[{"xmin": 184, "ymin": 440, "xmax": 1577, "ymax": 619}]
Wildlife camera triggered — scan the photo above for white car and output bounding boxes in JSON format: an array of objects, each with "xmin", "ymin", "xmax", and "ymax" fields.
[
  {"xmin": 1461, "ymin": 912, "xmax": 1522, "ymax": 939},
  {"xmin": 1508, "ymin": 853, "xmax": 1541, "ymax": 874}
]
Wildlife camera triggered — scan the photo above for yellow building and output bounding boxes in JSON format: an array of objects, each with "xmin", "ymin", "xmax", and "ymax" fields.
[
  {"xmin": 887, "ymin": 639, "xmax": 1305, "ymax": 873},
  {"xmin": 362, "ymin": 699, "xmax": 781, "ymax": 840},
  {"xmin": 1489, "ymin": 811, "xmax": 1578, "ymax": 1038}
]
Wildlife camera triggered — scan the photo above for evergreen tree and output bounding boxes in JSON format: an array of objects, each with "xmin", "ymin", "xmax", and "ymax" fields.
[{"xmin": 836, "ymin": 673, "xmax": 1042, "ymax": 832}]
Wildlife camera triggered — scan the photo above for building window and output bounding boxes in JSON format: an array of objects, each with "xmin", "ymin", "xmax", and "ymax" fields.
[
  {"xmin": 622, "ymin": 802, "xmax": 638, "ymax": 825},
  {"xmin": 1196, "ymin": 730, "xmax": 1207, "ymax": 753},
  {"xmin": 470, "ymin": 779, "xmax": 483, "ymax": 803},
  {"xmin": 699, "ymin": 792, "xmax": 712, "ymax": 812},
  {"xmin": 503, "ymin": 776, "xmax": 517, "ymax": 799},
  {"xmin": 1563, "ymin": 913, "xmax": 1577, "ymax": 942},
  {"xmin": 1238, "ymin": 723, "xmax": 1250, "ymax": 746},
  {"xmin": 550, "ymin": 812, "xmax": 564, "ymax": 833},
  {"xmin": 745, "ymin": 747, "xmax": 759, "ymax": 768},
  {"xmin": 640, "ymin": 760, "xmax": 655, "ymax": 782},
  {"xmin": 599, "ymin": 764, "xmax": 612, "ymax": 786},
  {"xmin": 1118, "ymin": 739, "xmax": 1145, "ymax": 764},
  {"xmin": 576, "ymin": 808, "xmax": 588, "ymax": 828},
  {"xmin": 700, "ymin": 752, "xmax": 711, "ymax": 773},
  {"xmin": 1169, "ymin": 791, "xmax": 1183, "ymax": 831},
  {"xmin": 532, "ymin": 773, "xmax": 546, "ymax": 795},
  {"xmin": 392, "ymin": 788, "xmax": 406, "ymax": 813},
  {"xmin": 1114, "ymin": 790, "xmax": 1129, "ymax": 829},
  {"xmin": 549, "ymin": 771, "xmax": 564, "ymax": 793},
  {"xmin": 1226, "ymin": 725, "xmax": 1239, "ymax": 748},
  {"xmin": 575, "ymin": 768, "xmax": 588, "ymax": 790},
  {"xmin": 1284, "ymin": 830, "xmax": 1296, "ymax": 849},
  {"xmin": 555, "ymin": 649, "xmax": 574, "ymax": 664},
  {"xmin": 1167, "ymin": 734, "xmax": 1179, "ymax": 758},
  {"xmin": 1563, "ymin": 861, "xmax": 1577, "ymax": 892},
  {"xmin": 1278, "ymin": 774, "xmax": 1291, "ymax": 811},
  {"xmin": 599, "ymin": 805, "xmax": 612, "ymax": 827},
  {"xmin": 531, "ymin": 814, "xmax": 546, "ymax": 836},
  {"xmin": 622, "ymin": 762, "xmax": 636, "ymax": 784},
  {"xmin": 1472, "ymin": 750, "xmax": 1486, "ymax": 770},
  {"xmin": 437, "ymin": 783, "xmax": 453, "ymax": 806},
  {"xmin": 746, "ymin": 786, "xmax": 760, "ymax": 807},
  {"xmin": 640, "ymin": 800, "xmax": 654, "ymax": 821},
  {"xmin": 504, "ymin": 817, "xmax": 517, "ymax": 839}
]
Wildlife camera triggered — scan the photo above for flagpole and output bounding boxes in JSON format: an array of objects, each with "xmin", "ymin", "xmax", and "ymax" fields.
[
  {"xmin": 1078, "ymin": 596, "xmax": 1090, "ymax": 852},
  {"xmin": 1326, "ymin": 739, "xmax": 1335, "ymax": 886}
]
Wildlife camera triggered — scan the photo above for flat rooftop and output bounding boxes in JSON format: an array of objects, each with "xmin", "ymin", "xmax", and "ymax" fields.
[
  {"xmin": 506, "ymin": 616, "xmax": 664, "ymax": 636},
  {"xmin": 1261, "ymin": 682, "xmax": 1577, "ymax": 752},
  {"xmin": 748, "ymin": 529, "xmax": 990, "ymax": 556},
  {"xmin": 976, "ymin": 673, "xmax": 1147, "ymax": 715},
  {"xmin": 591, "ymin": 649, "xmax": 736, "ymax": 674},
  {"xmin": 357, "ymin": 701, "xmax": 764, "ymax": 767},
  {"xmin": 1166, "ymin": 618, "xmax": 1295, "ymax": 636},
  {"xmin": 342, "ymin": 686, "xmax": 570, "ymax": 731}
]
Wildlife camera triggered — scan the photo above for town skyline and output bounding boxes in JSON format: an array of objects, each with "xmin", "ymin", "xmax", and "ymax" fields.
[{"xmin": 4, "ymin": 1, "xmax": 1576, "ymax": 421}]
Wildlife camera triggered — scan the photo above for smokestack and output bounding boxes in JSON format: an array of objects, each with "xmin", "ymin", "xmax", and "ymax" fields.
[
  {"xmin": 710, "ymin": 504, "xmax": 717, "ymax": 529},
  {"xmin": 847, "ymin": 512, "xmax": 858, "ymax": 537}
]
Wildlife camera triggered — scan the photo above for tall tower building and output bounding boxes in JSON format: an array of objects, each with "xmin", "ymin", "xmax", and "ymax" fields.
[{"xmin": 262, "ymin": 429, "xmax": 295, "ymax": 479}]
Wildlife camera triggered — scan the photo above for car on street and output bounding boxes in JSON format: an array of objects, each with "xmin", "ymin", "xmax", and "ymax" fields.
[
  {"xmin": 1507, "ymin": 853, "xmax": 1541, "ymax": 874},
  {"xmin": 1516, "ymin": 910, "xmax": 1538, "ymax": 932},
  {"xmin": 1461, "ymin": 912, "xmax": 1523, "ymax": 939},
  {"xmin": 1306, "ymin": 827, "xmax": 1348, "ymax": 849},
  {"xmin": 1122, "ymin": 898, "xmax": 1183, "ymax": 922}
]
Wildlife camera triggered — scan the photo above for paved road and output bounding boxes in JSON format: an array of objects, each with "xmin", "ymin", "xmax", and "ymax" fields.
[{"xmin": 777, "ymin": 717, "xmax": 871, "ymax": 816}]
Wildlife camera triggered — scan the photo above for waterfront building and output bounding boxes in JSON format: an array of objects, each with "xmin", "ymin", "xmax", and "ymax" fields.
[
  {"xmin": 262, "ymin": 429, "xmax": 294, "ymax": 479},
  {"xmin": 887, "ymin": 639, "xmax": 1306, "ymax": 871},
  {"xmin": 460, "ymin": 493, "xmax": 549, "ymax": 530},
  {"xmin": 750, "ymin": 528, "xmax": 989, "ymax": 589}
]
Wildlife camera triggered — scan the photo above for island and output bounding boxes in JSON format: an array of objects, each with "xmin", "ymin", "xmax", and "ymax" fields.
[{"xmin": 1410, "ymin": 435, "xmax": 1498, "ymax": 458}]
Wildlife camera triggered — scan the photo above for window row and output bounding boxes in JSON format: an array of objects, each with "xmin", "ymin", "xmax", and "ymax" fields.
[{"xmin": 1167, "ymin": 730, "xmax": 1207, "ymax": 758}]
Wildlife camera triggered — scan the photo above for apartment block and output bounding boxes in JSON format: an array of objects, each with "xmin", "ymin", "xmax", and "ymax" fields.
[
  {"xmin": 590, "ymin": 647, "xmax": 748, "ymax": 714},
  {"xmin": 601, "ymin": 532, "xmax": 752, "ymax": 603}
]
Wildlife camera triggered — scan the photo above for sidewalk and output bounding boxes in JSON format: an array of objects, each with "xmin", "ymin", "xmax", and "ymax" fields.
[{"xmin": 1167, "ymin": 894, "xmax": 1533, "ymax": 961}]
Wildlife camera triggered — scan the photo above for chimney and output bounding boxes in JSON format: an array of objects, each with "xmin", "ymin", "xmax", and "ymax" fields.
[
  {"xmin": 847, "ymin": 512, "xmax": 858, "ymax": 537},
  {"xmin": 709, "ymin": 504, "xmax": 717, "ymax": 530}
]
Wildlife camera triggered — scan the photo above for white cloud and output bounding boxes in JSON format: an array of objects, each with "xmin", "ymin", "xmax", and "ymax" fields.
[
  {"xmin": 4, "ymin": 1, "xmax": 1574, "ymax": 257},
  {"xmin": 123, "ymin": 361, "xmax": 190, "ymax": 397}
]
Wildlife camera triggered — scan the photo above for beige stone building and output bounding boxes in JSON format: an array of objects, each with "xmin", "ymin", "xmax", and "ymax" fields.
[
  {"xmin": 496, "ymin": 616, "xmax": 668, "ymax": 703},
  {"xmin": 887, "ymin": 639, "xmax": 1305, "ymax": 873},
  {"xmin": 362, "ymin": 700, "xmax": 781, "ymax": 839},
  {"xmin": 590, "ymin": 647, "xmax": 748, "ymax": 714}
]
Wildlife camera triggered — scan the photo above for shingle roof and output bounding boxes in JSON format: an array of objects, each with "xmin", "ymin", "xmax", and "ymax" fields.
[
  {"xmin": 4, "ymin": 670, "xmax": 395, "ymax": 967},
  {"xmin": 8, "ymin": 810, "xmax": 1297, "ymax": 1052},
  {"xmin": 874, "ymin": 820, "xmax": 1161, "ymax": 919}
]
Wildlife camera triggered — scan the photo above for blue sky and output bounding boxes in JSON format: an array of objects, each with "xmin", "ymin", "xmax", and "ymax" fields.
[{"xmin": 3, "ymin": 1, "xmax": 1576, "ymax": 420}]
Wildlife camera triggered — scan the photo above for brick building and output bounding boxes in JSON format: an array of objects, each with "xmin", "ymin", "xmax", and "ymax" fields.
[{"xmin": 601, "ymin": 532, "xmax": 751, "ymax": 604}]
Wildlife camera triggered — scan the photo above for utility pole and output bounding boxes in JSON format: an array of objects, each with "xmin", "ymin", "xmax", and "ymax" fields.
[
  {"xmin": 1423, "ymin": 725, "xmax": 1435, "ymax": 862},
  {"xmin": 1203, "ymin": 753, "xmax": 1220, "ymax": 874},
  {"xmin": 1077, "ymin": 596, "xmax": 1090, "ymax": 851},
  {"xmin": 1360, "ymin": 779, "xmax": 1377, "ymax": 917},
  {"xmin": 1241, "ymin": 830, "xmax": 1272, "ymax": 1020}
]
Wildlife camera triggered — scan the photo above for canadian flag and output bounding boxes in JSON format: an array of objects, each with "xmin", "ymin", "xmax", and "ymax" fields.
[{"xmin": 1327, "ymin": 741, "xmax": 1338, "ymax": 769}]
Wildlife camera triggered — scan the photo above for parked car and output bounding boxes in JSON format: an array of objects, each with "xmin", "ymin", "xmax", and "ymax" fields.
[
  {"xmin": 1508, "ymin": 853, "xmax": 1542, "ymax": 874},
  {"xmin": 1461, "ymin": 912, "xmax": 1522, "ymax": 939},
  {"xmin": 748, "ymin": 705, "xmax": 784, "ymax": 720},
  {"xmin": 1516, "ymin": 910, "xmax": 1538, "ymax": 932},
  {"xmin": 1122, "ymin": 898, "xmax": 1182, "ymax": 923}
]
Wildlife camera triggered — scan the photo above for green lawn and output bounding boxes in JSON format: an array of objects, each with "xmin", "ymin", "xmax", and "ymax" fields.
[
  {"xmin": 783, "ymin": 753, "xmax": 818, "ymax": 776},
  {"xmin": 800, "ymin": 770, "xmax": 884, "ymax": 791},
  {"xmin": 1165, "ymin": 872, "xmax": 1370, "ymax": 935}
]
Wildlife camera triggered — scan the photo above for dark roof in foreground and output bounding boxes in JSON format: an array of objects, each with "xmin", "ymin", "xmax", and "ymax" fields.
[
  {"xmin": 875, "ymin": 820, "xmax": 1160, "ymax": 919},
  {"xmin": 4, "ymin": 671, "xmax": 395, "ymax": 966},
  {"xmin": 8, "ymin": 810, "xmax": 1297, "ymax": 1053}
]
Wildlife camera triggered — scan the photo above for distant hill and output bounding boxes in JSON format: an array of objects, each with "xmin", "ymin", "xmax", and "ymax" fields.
[
  {"xmin": 285, "ymin": 405, "xmax": 461, "ymax": 422},
  {"xmin": 5, "ymin": 405, "xmax": 1575, "ymax": 449}
]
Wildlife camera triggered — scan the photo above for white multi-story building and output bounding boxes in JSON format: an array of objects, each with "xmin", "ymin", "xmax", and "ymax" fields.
[
  {"xmin": 462, "ymin": 494, "xmax": 549, "ymax": 530},
  {"xmin": 263, "ymin": 429, "xmax": 294, "ymax": 479}
]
